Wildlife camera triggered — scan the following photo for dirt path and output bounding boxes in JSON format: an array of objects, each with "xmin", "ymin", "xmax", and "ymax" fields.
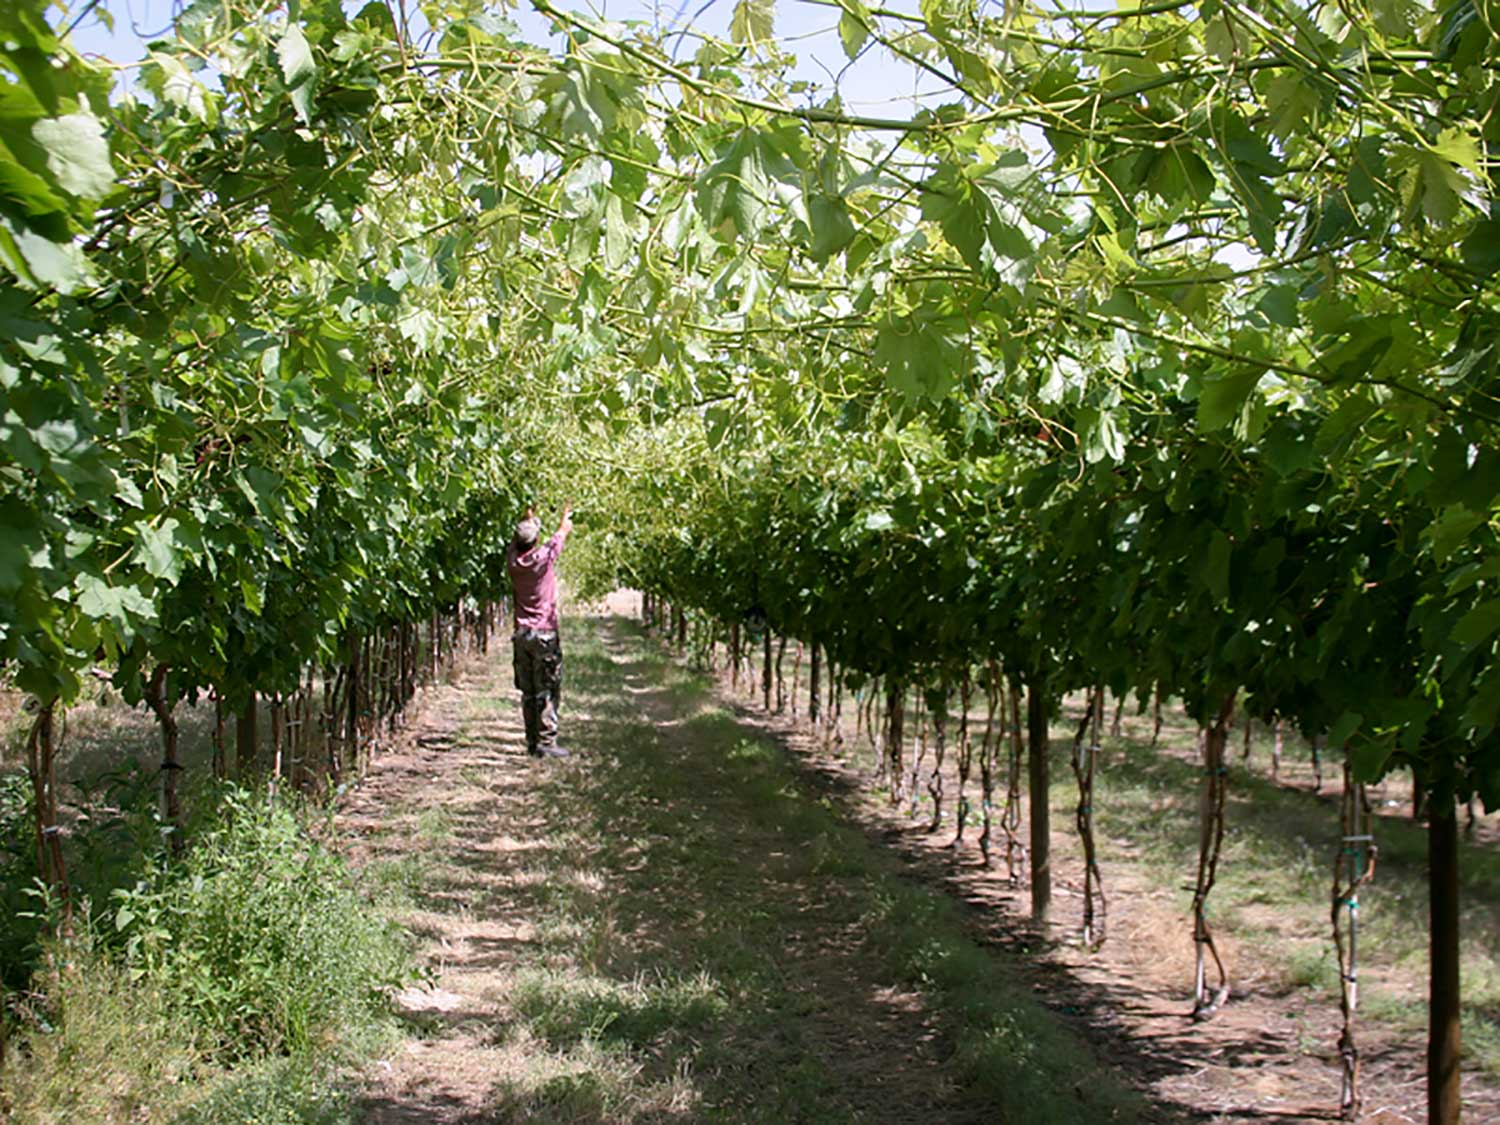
[{"xmin": 340, "ymin": 608, "xmax": 1147, "ymax": 1123}]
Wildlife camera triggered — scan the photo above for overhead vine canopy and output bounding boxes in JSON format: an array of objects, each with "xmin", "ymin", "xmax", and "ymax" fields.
[
  {"xmin": 2, "ymin": 0, "xmax": 1496, "ymax": 1117},
  {"xmin": 2, "ymin": 0, "xmax": 1497, "ymax": 778}
]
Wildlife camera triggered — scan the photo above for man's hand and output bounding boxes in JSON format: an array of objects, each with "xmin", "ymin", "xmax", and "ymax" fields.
[{"xmin": 559, "ymin": 501, "xmax": 575, "ymax": 539}]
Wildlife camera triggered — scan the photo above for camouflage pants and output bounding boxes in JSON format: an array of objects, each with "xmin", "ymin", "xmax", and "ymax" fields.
[{"xmin": 512, "ymin": 629, "xmax": 562, "ymax": 754}]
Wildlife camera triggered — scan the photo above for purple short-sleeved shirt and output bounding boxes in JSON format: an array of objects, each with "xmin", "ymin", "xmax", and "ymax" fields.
[{"xmin": 508, "ymin": 532, "xmax": 565, "ymax": 633}]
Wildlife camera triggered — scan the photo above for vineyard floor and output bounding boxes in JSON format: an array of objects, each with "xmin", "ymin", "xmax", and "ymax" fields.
[
  {"xmin": 338, "ymin": 600, "xmax": 1144, "ymax": 1123},
  {"xmin": 750, "ymin": 658, "xmax": 1500, "ymax": 1122},
  {"xmin": 5, "ymin": 596, "xmax": 1499, "ymax": 1122}
]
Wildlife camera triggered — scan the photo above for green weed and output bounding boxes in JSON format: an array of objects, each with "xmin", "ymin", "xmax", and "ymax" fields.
[
  {"xmin": 170, "ymin": 1057, "xmax": 354, "ymax": 1125},
  {"xmin": 110, "ymin": 787, "xmax": 414, "ymax": 1059},
  {"xmin": 0, "ymin": 770, "xmax": 40, "ymax": 989},
  {"xmin": 1279, "ymin": 943, "xmax": 1339, "ymax": 991}
]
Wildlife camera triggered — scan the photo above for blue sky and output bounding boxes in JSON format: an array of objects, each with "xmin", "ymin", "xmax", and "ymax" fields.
[{"xmin": 64, "ymin": 0, "xmax": 952, "ymax": 114}]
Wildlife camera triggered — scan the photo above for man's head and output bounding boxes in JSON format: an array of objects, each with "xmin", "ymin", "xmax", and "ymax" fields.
[{"xmin": 515, "ymin": 516, "xmax": 541, "ymax": 549}]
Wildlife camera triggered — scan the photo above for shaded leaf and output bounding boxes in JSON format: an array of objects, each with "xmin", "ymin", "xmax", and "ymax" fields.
[{"xmin": 1196, "ymin": 369, "xmax": 1262, "ymax": 432}]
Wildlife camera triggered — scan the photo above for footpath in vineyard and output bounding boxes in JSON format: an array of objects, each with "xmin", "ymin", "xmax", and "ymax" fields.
[{"xmin": 340, "ymin": 599, "xmax": 1144, "ymax": 1123}]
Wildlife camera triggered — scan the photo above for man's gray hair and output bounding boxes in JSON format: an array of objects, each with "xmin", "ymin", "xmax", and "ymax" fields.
[{"xmin": 515, "ymin": 517, "xmax": 541, "ymax": 545}]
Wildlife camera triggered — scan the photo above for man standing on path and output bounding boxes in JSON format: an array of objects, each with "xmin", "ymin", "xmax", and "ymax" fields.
[{"xmin": 507, "ymin": 503, "xmax": 573, "ymax": 759}]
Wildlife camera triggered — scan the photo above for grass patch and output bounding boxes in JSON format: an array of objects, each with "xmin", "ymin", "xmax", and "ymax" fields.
[
  {"xmin": 170, "ymin": 1057, "xmax": 354, "ymax": 1125},
  {"xmin": 862, "ymin": 883, "xmax": 1142, "ymax": 1121},
  {"xmin": 481, "ymin": 1037, "xmax": 699, "ymax": 1123},
  {"xmin": 361, "ymin": 852, "xmax": 434, "ymax": 908},
  {"xmin": 0, "ymin": 949, "xmax": 197, "ymax": 1124},
  {"xmin": 0, "ymin": 945, "xmax": 362, "ymax": 1125},
  {"xmin": 511, "ymin": 968, "xmax": 727, "ymax": 1049},
  {"xmin": 414, "ymin": 806, "xmax": 453, "ymax": 844}
]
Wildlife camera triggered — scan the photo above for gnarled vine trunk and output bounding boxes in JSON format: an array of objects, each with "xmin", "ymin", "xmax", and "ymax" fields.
[
  {"xmin": 885, "ymin": 680, "xmax": 905, "ymax": 806},
  {"xmin": 950, "ymin": 672, "xmax": 974, "ymax": 848},
  {"xmin": 212, "ymin": 694, "xmax": 226, "ymax": 781},
  {"xmin": 1333, "ymin": 757, "xmax": 1376, "ymax": 1120},
  {"xmin": 808, "ymin": 640, "xmax": 820, "ymax": 723},
  {"xmin": 236, "ymin": 691, "xmax": 259, "ymax": 777},
  {"xmin": 1027, "ymin": 673, "xmax": 1051, "ymax": 924},
  {"xmin": 1071, "ymin": 687, "xmax": 1105, "ymax": 948},
  {"xmin": 143, "ymin": 663, "xmax": 183, "ymax": 852},
  {"xmin": 25, "ymin": 700, "xmax": 71, "ymax": 934},
  {"xmin": 976, "ymin": 667, "xmax": 999, "ymax": 865},
  {"xmin": 762, "ymin": 628, "xmax": 772, "ymax": 710},
  {"xmin": 1191, "ymin": 692, "xmax": 1237, "ymax": 1019},
  {"xmin": 1005, "ymin": 676, "xmax": 1026, "ymax": 886},
  {"xmin": 926, "ymin": 687, "xmax": 947, "ymax": 833}
]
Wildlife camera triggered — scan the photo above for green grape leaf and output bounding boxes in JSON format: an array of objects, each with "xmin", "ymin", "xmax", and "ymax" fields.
[
  {"xmin": 1327, "ymin": 709, "xmax": 1363, "ymax": 747},
  {"xmin": 135, "ymin": 518, "xmax": 184, "ymax": 585},
  {"xmin": 0, "ymin": 216, "xmax": 89, "ymax": 292},
  {"xmin": 76, "ymin": 573, "xmax": 155, "ymax": 628},
  {"xmin": 1086, "ymin": 408, "xmax": 1124, "ymax": 463},
  {"xmin": 32, "ymin": 110, "xmax": 114, "ymax": 200},
  {"xmin": 1348, "ymin": 731, "xmax": 1396, "ymax": 784},
  {"xmin": 397, "ymin": 306, "xmax": 443, "ymax": 352},
  {"xmin": 874, "ymin": 312, "xmax": 962, "ymax": 401},
  {"xmin": 1453, "ymin": 599, "xmax": 1500, "ymax": 648},
  {"xmin": 808, "ymin": 193, "xmax": 856, "ymax": 262},
  {"xmin": 112, "ymin": 471, "xmax": 143, "ymax": 508},
  {"xmin": 1146, "ymin": 145, "xmax": 1215, "ymax": 206},
  {"xmin": 839, "ymin": 5, "xmax": 870, "ymax": 59},
  {"xmin": 277, "ymin": 22, "xmax": 317, "ymax": 87},
  {"xmin": 730, "ymin": 0, "xmax": 775, "ymax": 46},
  {"xmin": 289, "ymin": 82, "xmax": 316, "ymax": 125},
  {"xmin": 1425, "ymin": 505, "xmax": 1484, "ymax": 565},
  {"xmin": 1195, "ymin": 369, "xmax": 1262, "ymax": 432},
  {"xmin": 1232, "ymin": 168, "xmax": 1281, "ymax": 253},
  {"xmin": 603, "ymin": 194, "xmax": 631, "ymax": 271},
  {"xmin": 240, "ymin": 572, "xmax": 264, "ymax": 615},
  {"xmin": 698, "ymin": 132, "xmax": 779, "ymax": 240},
  {"xmin": 1395, "ymin": 130, "xmax": 1484, "ymax": 226},
  {"xmin": 1461, "ymin": 219, "xmax": 1500, "ymax": 276},
  {"xmin": 1203, "ymin": 529, "xmax": 1231, "ymax": 603}
]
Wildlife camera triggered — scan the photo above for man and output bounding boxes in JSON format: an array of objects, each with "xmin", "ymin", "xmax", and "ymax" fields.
[{"xmin": 507, "ymin": 503, "xmax": 573, "ymax": 758}]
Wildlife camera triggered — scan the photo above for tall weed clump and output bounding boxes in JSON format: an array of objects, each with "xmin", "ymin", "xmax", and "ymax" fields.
[
  {"xmin": 111, "ymin": 787, "xmax": 412, "ymax": 1058},
  {"xmin": 2, "ymin": 785, "xmax": 410, "ymax": 1123}
]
